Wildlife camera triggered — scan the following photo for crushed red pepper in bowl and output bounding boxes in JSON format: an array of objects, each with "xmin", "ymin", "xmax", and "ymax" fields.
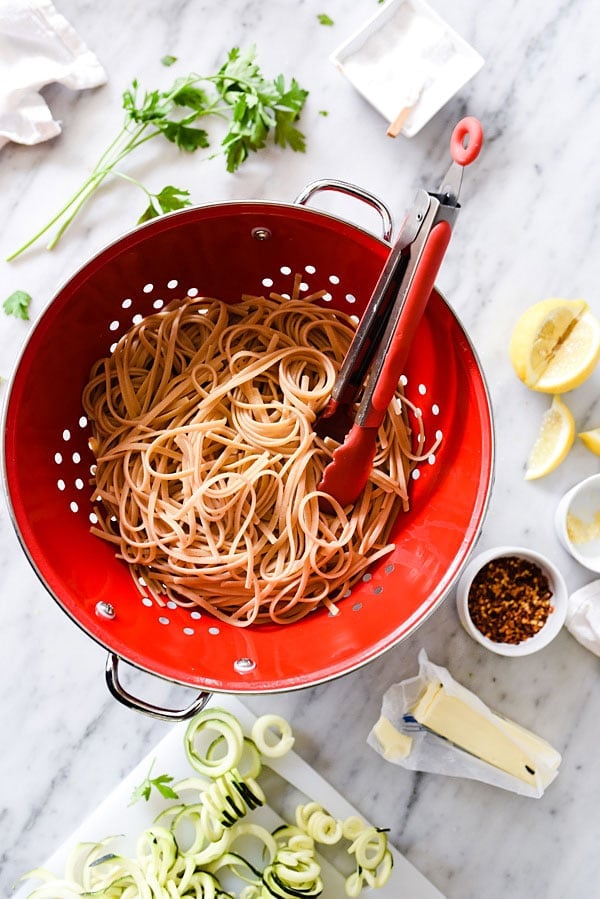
[
  {"xmin": 455, "ymin": 546, "xmax": 568, "ymax": 656},
  {"xmin": 467, "ymin": 555, "xmax": 554, "ymax": 644}
]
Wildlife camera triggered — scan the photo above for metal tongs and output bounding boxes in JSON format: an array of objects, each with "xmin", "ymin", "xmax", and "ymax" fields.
[{"xmin": 315, "ymin": 117, "xmax": 484, "ymax": 507}]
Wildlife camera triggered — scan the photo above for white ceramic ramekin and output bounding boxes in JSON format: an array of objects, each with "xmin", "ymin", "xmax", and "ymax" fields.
[
  {"xmin": 555, "ymin": 474, "xmax": 600, "ymax": 573},
  {"xmin": 456, "ymin": 546, "xmax": 568, "ymax": 656}
]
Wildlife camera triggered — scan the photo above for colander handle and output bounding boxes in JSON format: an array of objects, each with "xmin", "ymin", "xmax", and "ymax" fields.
[
  {"xmin": 294, "ymin": 179, "xmax": 393, "ymax": 242},
  {"xmin": 105, "ymin": 654, "xmax": 212, "ymax": 721}
]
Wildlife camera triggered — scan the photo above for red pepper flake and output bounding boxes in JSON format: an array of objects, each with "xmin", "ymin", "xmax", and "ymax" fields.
[{"xmin": 467, "ymin": 555, "xmax": 554, "ymax": 644}]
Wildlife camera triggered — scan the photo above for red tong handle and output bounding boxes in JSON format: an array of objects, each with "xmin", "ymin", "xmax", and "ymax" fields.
[
  {"xmin": 318, "ymin": 116, "xmax": 483, "ymax": 508},
  {"xmin": 318, "ymin": 220, "xmax": 452, "ymax": 508},
  {"xmin": 370, "ymin": 220, "xmax": 451, "ymax": 415}
]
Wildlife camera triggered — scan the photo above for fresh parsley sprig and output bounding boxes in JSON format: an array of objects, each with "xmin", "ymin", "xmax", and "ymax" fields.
[
  {"xmin": 129, "ymin": 759, "xmax": 179, "ymax": 806},
  {"xmin": 7, "ymin": 47, "xmax": 308, "ymax": 261}
]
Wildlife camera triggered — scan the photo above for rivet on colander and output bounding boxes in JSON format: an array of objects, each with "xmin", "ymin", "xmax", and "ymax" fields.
[
  {"xmin": 234, "ymin": 657, "xmax": 256, "ymax": 673},
  {"xmin": 251, "ymin": 227, "xmax": 272, "ymax": 241},
  {"xmin": 95, "ymin": 601, "xmax": 116, "ymax": 620}
]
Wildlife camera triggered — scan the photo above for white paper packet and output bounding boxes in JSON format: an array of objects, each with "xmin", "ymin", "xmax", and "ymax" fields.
[
  {"xmin": 367, "ymin": 649, "xmax": 561, "ymax": 798},
  {"xmin": 0, "ymin": 0, "xmax": 106, "ymax": 150}
]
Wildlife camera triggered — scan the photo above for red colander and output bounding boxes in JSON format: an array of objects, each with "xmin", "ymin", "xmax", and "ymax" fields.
[{"xmin": 2, "ymin": 182, "xmax": 494, "ymax": 718}]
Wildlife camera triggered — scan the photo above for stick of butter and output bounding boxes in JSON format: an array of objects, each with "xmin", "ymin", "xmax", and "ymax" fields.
[
  {"xmin": 372, "ymin": 715, "xmax": 414, "ymax": 761},
  {"xmin": 410, "ymin": 682, "xmax": 561, "ymax": 789}
]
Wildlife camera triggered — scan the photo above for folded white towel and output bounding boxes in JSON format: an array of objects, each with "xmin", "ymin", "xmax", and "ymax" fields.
[{"xmin": 0, "ymin": 0, "xmax": 107, "ymax": 150}]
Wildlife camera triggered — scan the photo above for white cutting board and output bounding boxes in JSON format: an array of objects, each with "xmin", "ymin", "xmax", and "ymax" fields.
[{"xmin": 12, "ymin": 695, "xmax": 444, "ymax": 898}]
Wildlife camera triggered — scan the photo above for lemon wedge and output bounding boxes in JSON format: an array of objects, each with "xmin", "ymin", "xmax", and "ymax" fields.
[
  {"xmin": 579, "ymin": 427, "xmax": 600, "ymax": 455},
  {"xmin": 525, "ymin": 395, "xmax": 575, "ymax": 480},
  {"xmin": 509, "ymin": 298, "xmax": 600, "ymax": 392}
]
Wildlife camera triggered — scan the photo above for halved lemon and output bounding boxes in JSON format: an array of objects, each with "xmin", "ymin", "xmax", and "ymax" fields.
[
  {"xmin": 509, "ymin": 298, "xmax": 600, "ymax": 392},
  {"xmin": 579, "ymin": 427, "xmax": 600, "ymax": 456},
  {"xmin": 525, "ymin": 395, "xmax": 575, "ymax": 480}
]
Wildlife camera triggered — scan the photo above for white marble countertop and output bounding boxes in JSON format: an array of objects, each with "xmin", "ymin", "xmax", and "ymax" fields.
[{"xmin": 2, "ymin": 1, "xmax": 600, "ymax": 897}]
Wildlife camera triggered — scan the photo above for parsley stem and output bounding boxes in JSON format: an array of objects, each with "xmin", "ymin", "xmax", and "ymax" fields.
[{"xmin": 7, "ymin": 123, "xmax": 156, "ymax": 258}]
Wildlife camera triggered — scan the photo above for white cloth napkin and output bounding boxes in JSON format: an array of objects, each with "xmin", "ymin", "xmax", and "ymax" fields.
[{"xmin": 0, "ymin": 0, "xmax": 107, "ymax": 150}]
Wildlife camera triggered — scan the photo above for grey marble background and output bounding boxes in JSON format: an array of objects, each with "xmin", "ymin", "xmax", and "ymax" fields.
[{"xmin": 1, "ymin": 1, "xmax": 600, "ymax": 897}]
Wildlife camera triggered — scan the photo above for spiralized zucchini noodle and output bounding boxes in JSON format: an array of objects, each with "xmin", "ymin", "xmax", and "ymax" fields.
[
  {"xmin": 22, "ymin": 708, "xmax": 393, "ymax": 898},
  {"xmin": 82, "ymin": 277, "xmax": 439, "ymax": 625}
]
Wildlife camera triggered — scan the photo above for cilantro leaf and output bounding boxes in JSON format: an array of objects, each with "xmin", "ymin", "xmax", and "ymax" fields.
[
  {"xmin": 317, "ymin": 13, "xmax": 334, "ymax": 25},
  {"xmin": 3, "ymin": 290, "xmax": 32, "ymax": 319},
  {"xmin": 129, "ymin": 761, "xmax": 179, "ymax": 805},
  {"xmin": 161, "ymin": 55, "xmax": 177, "ymax": 67}
]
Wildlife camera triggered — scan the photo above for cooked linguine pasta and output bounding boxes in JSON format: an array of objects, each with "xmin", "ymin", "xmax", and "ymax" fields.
[{"xmin": 82, "ymin": 283, "xmax": 437, "ymax": 626}]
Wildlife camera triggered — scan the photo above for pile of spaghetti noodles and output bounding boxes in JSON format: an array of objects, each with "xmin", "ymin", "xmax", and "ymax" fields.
[{"xmin": 82, "ymin": 282, "xmax": 436, "ymax": 626}]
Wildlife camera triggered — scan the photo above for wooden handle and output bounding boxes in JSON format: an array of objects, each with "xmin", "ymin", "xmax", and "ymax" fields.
[{"xmin": 386, "ymin": 105, "xmax": 413, "ymax": 138}]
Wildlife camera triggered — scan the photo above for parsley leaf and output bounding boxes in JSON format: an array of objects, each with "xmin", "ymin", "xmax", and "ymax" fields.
[
  {"xmin": 129, "ymin": 760, "xmax": 179, "ymax": 805},
  {"xmin": 171, "ymin": 83, "xmax": 209, "ymax": 111},
  {"xmin": 161, "ymin": 55, "xmax": 177, "ymax": 67},
  {"xmin": 158, "ymin": 119, "xmax": 210, "ymax": 152},
  {"xmin": 138, "ymin": 185, "xmax": 191, "ymax": 223},
  {"xmin": 317, "ymin": 13, "xmax": 334, "ymax": 25},
  {"xmin": 3, "ymin": 290, "xmax": 32, "ymax": 319},
  {"xmin": 218, "ymin": 49, "xmax": 309, "ymax": 172}
]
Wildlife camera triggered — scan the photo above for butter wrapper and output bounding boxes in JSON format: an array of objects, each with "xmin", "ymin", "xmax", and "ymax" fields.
[{"xmin": 367, "ymin": 649, "xmax": 561, "ymax": 798}]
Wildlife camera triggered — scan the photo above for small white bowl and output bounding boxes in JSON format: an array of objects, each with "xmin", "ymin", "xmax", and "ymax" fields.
[
  {"xmin": 456, "ymin": 546, "xmax": 568, "ymax": 656},
  {"xmin": 554, "ymin": 474, "xmax": 600, "ymax": 572},
  {"xmin": 329, "ymin": 0, "xmax": 484, "ymax": 138}
]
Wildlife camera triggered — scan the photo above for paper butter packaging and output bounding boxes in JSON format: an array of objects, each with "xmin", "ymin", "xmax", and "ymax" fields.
[{"xmin": 368, "ymin": 649, "xmax": 561, "ymax": 798}]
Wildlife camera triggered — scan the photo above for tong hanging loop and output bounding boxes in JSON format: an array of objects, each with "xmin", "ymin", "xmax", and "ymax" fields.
[{"xmin": 450, "ymin": 116, "xmax": 483, "ymax": 166}]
